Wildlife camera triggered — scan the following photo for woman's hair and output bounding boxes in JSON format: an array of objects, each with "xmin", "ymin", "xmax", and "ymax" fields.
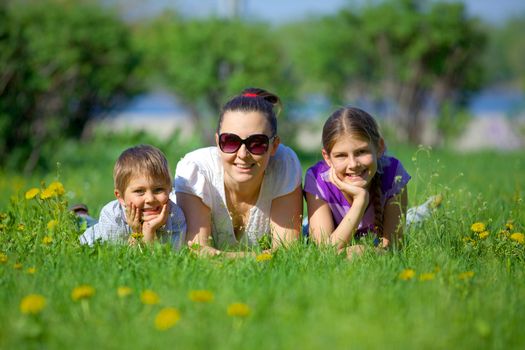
[
  {"xmin": 217, "ymin": 87, "xmax": 281, "ymax": 136},
  {"xmin": 113, "ymin": 144, "xmax": 172, "ymax": 194},
  {"xmin": 322, "ymin": 107, "xmax": 385, "ymax": 237}
]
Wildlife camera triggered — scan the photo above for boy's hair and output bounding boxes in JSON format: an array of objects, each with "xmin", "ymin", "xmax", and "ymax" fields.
[
  {"xmin": 113, "ymin": 145, "xmax": 172, "ymax": 194},
  {"xmin": 322, "ymin": 107, "xmax": 385, "ymax": 237},
  {"xmin": 218, "ymin": 87, "xmax": 281, "ymax": 136}
]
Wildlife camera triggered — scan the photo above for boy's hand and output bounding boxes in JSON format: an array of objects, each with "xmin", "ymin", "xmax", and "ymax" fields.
[
  {"xmin": 126, "ymin": 203, "xmax": 142, "ymax": 234},
  {"xmin": 142, "ymin": 202, "xmax": 170, "ymax": 242}
]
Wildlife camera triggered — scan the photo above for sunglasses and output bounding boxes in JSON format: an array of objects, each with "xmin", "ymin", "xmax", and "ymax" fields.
[{"xmin": 218, "ymin": 133, "xmax": 275, "ymax": 155}]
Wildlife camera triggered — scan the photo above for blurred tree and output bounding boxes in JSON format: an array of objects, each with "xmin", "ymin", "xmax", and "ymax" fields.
[
  {"xmin": 132, "ymin": 13, "xmax": 295, "ymax": 143},
  {"xmin": 0, "ymin": 0, "xmax": 139, "ymax": 172},
  {"xmin": 483, "ymin": 16, "xmax": 525, "ymax": 90},
  {"xmin": 285, "ymin": 0, "xmax": 486, "ymax": 144}
]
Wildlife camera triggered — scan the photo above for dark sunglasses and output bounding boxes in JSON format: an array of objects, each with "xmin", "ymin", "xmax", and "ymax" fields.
[{"xmin": 218, "ymin": 133, "xmax": 275, "ymax": 155}]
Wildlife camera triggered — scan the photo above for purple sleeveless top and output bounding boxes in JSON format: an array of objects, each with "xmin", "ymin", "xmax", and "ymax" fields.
[{"xmin": 304, "ymin": 156, "xmax": 410, "ymax": 236}]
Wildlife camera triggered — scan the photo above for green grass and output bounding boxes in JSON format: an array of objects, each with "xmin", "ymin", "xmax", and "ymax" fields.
[{"xmin": 0, "ymin": 131, "xmax": 524, "ymax": 349}]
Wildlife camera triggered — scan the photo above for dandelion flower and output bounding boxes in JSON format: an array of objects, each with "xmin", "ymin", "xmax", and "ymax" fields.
[
  {"xmin": 478, "ymin": 231, "xmax": 489, "ymax": 239},
  {"xmin": 419, "ymin": 273, "xmax": 435, "ymax": 281},
  {"xmin": 188, "ymin": 290, "xmax": 214, "ymax": 303},
  {"xmin": 13, "ymin": 263, "xmax": 23, "ymax": 269},
  {"xmin": 510, "ymin": 233, "xmax": 524, "ymax": 244},
  {"xmin": 505, "ymin": 222, "xmax": 514, "ymax": 231},
  {"xmin": 26, "ymin": 267, "xmax": 37, "ymax": 274},
  {"xmin": 117, "ymin": 286, "xmax": 133, "ymax": 298},
  {"xmin": 0, "ymin": 253, "xmax": 7, "ymax": 264},
  {"xmin": 17, "ymin": 223, "xmax": 25, "ymax": 231},
  {"xmin": 71, "ymin": 285, "xmax": 95, "ymax": 301},
  {"xmin": 20, "ymin": 294, "xmax": 46, "ymax": 315},
  {"xmin": 45, "ymin": 181, "xmax": 65, "ymax": 197},
  {"xmin": 458, "ymin": 271, "xmax": 475, "ymax": 280},
  {"xmin": 25, "ymin": 188, "xmax": 40, "ymax": 200},
  {"xmin": 255, "ymin": 253, "xmax": 273, "ymax": 262},
  {"xmin": 42, "ymin": 236, "xmax": 53, "ymax": 245},
  {"xmin": 154, "ymin": 307, "xmax": 181, "ymax": 330},
  {"xmin": 470, "ymin": 222, "xmax": 486, "ymax": 233},
  {"xmin": 47, "ymin": 220, "xmax": 58, "ymax": 230},
  {"xmin": 140, "ymin": 290, "xmax": 160, "ymax": 305},
  {"xmin": 227, "ymin": 303, "xmax": 251, "ymax": 317},
  {"xmin": 40, "ymin": 188, "xmax": 55, "ymax": 200},
  {"xmin": 398, "ymin": 269, "xmax": 416, "ymax": 281}
]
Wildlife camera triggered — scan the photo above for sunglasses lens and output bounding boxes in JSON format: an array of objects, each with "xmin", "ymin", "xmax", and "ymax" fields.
[
  {"xmin": 246, "ymin": 135, "xmax": 270, "ymax": 155},
  {"xmin": 219, "ymin": 134, "xmax": 241, "ymax": 153}
]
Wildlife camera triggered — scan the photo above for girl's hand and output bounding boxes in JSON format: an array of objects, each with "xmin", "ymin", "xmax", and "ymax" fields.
[
  {"xmin": 329, "ymin": 167, "xmax": 369, "ymax": 206},
  {"xmin": 142, "ymin": 203, "xmax": 169, "ymax": 242},
  {"xmin": 126, "ymin": 203, "xmax": 142, "ymax": 234}
]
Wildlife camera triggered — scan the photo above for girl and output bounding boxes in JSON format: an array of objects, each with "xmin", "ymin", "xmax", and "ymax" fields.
[
  {"xmin": 304, "ymin": 106, "xmax": 410, "ymax": 258},
  {"xmin": 174, "ymin": 88, "xmax": 303, "ymax": 257}
]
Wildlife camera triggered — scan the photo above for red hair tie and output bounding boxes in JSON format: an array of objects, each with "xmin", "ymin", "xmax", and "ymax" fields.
[{"xmin": 243, "ymin": 93, "xmax": 258, "ymax": 98}]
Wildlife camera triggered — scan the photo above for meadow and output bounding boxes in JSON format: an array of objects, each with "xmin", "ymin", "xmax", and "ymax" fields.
[{"xmin": 0, "ymin": 129, "xmax": 524, "ymax": 349}]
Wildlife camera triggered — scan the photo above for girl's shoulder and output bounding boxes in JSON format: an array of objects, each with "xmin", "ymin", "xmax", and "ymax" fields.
[{"xmin": 380, "ymin": 155, "xmax": 410, "ymax": 196}]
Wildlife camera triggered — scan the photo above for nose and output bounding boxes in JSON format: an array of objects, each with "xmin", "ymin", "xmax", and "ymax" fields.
[
  {"xmin": 347, "ymin": 156, "xmax": 359, "ymax": 169},
  {"xmin": 144, "ymin": 191, "xmax": 154, "ymax": 203},
  {"xmin": 236, "ymin": 144, "xmax": 250, "ymax": 159}
]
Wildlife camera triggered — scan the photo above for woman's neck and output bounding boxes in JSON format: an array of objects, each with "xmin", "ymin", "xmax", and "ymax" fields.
[{"xmin": 223, "ymin": 176, "xmax": 262, "ymax": 205}]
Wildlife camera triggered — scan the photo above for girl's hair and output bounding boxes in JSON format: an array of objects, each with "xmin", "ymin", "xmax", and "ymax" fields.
[
  {"xmin": 217, "ymin": 87, "xmax": 281, "ymax": 136},
  {"xmin": 113, "ymin": 144, "xmax": 172, "ymax": 194},
  {"xmin": 322, "ymin": 107, "xmax": 385, "ymax": 237}
]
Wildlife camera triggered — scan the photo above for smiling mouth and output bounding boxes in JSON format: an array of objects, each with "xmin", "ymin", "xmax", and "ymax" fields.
[
  {"xmin": 142, "ymin": 207, "xmax": 160, "ymax": 214},
  {"xmin": 235, "ymin": 163, "xmax": 254, "ymax": 169},
  {"xmin": 345, "ymin": 170, "xmax": 366, "ymax": 179}
]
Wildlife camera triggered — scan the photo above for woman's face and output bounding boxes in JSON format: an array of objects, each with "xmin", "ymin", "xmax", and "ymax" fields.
[
  {"xmin": 322, "ymin": 134, "xmax": 383, "ymax": 189},
  {"xmin": 216, "ymin": 110, "xmax": 279, "ymax": 187}
]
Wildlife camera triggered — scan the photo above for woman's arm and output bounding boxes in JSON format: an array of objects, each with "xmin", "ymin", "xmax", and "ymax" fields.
[
  {"xmin": 306, "ymin": 192, "xmax": 367, "ymax": 251},
  {"xmin": 269, "ymin": 185, "xmax": 303, "ymax": 248},
  {"xmin": 381, "ymin": 188, "xmax": 408, "ymax": 249}
]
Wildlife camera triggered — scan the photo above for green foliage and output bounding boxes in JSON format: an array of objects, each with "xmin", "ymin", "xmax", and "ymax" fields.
[
  {"xmin": 284, "ymin": 0, "xmax": 486, "ymax": 144},
  {"xmin": 0, "ymin": 0, "xmax": 140, "ymax": 172},
  {"xmin": 132, "ymin": 14, "xmax": 296, "ymax": 141}
]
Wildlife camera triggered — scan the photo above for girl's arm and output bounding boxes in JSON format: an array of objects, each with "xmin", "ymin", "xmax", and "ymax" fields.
[
  {"xmin": 269, "ymin": 185, "xmax": 303, "ymax": 248},
  {"xmin": 381, "ymin": 188, "xmax": 408, "ymax": 249},
  {"xmin": 306, "ymin": 192, "xmax": 368, "ymax": 251}
]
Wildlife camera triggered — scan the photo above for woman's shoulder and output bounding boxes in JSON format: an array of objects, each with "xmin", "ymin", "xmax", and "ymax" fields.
[{"xmin": 176, "ymin": 147, "xmax": 219, "ymax": 172}]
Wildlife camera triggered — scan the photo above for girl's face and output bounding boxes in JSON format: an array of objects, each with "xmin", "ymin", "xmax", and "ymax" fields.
[
  {"xmin": 216, "ymin": 110, "xmax": 279, "ymax": 187},
  {"xmin": 115, "ymin": 174, "xmax": 170, "ymax": 220},
  {"xmin": 322, "ymin": 133, "xmax": 384, "ymax": 189}
]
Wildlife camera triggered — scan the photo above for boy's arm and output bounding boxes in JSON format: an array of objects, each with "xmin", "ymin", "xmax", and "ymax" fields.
[{"xmin": 79, "ymin": 201, "xmax": 129, "ymax": 245}]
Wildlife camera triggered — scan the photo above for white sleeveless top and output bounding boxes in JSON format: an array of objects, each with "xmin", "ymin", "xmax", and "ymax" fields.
[{"xmin": 173, "ymin": 145, "xmax": 301, "ymax": 249}]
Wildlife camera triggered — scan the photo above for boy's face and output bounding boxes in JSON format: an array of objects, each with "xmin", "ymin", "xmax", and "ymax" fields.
[{"xmin": 114, "ymin": 174, "xmax": 170, "ymax": 221}]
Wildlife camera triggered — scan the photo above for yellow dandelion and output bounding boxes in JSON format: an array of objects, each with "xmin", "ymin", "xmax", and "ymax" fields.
[
  {"xmin": 25, "ymin": 188, "xmax": 40, "ymax": 200},
  {"xmin": 17, "ymin": 223, "xmax": 25, "ymax": 231},
  {"xmin": 26, "ymin": 267, "xmax": 37, "ymax": 274},
  {"xmin": 227, "ymin": 303, "xmax": 251, "ymax": 317},
  {"xmin": 255, "ymin": 253, "xmax": 273, "ymax": 262},
  {"xmin": 13, "ymin": 262, "xmax": 23, "ymax": 269},
  {"xmin": 458, "ymin": 271, "xmax": 475, "ymax": 280},
  {"xmin": 419, "ymin": 273, "xmax": 435, "ymax": 281},
  {"xmin": 117, "ymin": 286, "xmax": 133, "ymax": 298},
  {"xmin": 470, "ymin": 222, "xmax": 486, "ymax": 233},
  {"xmin": 71, "ymin": 285, "xmax": 95, "ymax": 301},
  {"xmin": 510, "ymin": 233, "xmax": 524, "ymax": 244},
  {"xmin": 0, "ymin": 253, "xmax": 7, "ymax": 264},
  {"xmin": 40, "ymin": 188, "xmax": 55, "ymax": 200},
  {"xmin": 188, "ymin": 290, "xmax": 214, "ymax": 303},
  {"xmin": 47, "ymin": 181, "xmax": 65, "ymax": 195},
  {"xmin": 47, "ymin": 219, "xmax": 58, "ymax": 230},
  {"xmin": 478, "ymin": 231, "xmax": 489, "ymax": 239},
  {"xmin": 20, "ymin": 294, "xmax": 46, "ymax": 315},
  {"xmin": 505, "ymin": 222, "xmax": 514, "ymax": 231},
  {"xmin": 154, "ymin": 307, "xmax": 181, "ymax": 330},
  {"xmin": 42, "ymin": 236, "xmax": 53, "ymax": 245},
  {"xmin": 140, "ymin": 290, "xmax": 160, "ymax": 305},
  {"xmin": 398, "ymin": 268, "xmax": 416, "ymax": 281}
]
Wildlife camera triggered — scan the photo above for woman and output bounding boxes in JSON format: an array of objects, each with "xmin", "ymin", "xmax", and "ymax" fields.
[{"xmin": 174, "ymin": 88, "xmax": 303, "ymax": 256}]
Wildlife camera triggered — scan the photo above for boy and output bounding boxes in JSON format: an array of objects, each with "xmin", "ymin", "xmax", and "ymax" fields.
[{"xmin": 79, "ymin": 145, "xmax": 186, "ymax": 248}]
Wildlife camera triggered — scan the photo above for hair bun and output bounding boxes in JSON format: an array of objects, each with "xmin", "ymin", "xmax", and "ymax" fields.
[{"xmin": 241, "ymin": 87, "xmax": 280, "ymax": 106}]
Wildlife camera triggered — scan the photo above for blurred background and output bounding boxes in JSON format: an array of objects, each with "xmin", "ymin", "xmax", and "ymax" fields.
[{"xmin": 1, "ymin": 0, "xmax": 525, "ymax": 175}]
